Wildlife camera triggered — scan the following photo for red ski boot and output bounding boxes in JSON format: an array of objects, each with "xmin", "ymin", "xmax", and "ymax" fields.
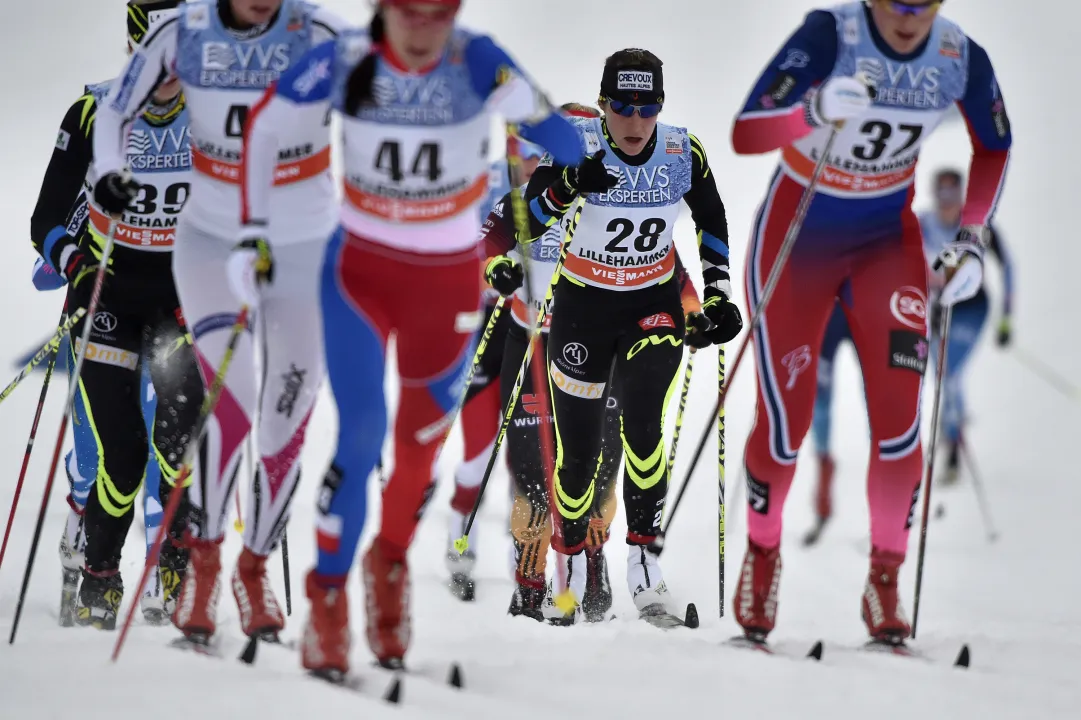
[
  {"xmin": 733, "ymin": 540, "xmax": 782, "ymax": 642},
  {"xmin": 861, "ymin": 550, "xmax": 912, "ymax": 643},
  {"xmin": 362, "ymin": 539, "xmax": 411, "ymax": 668},
  {"xmin": 232, "ymin": 546, "xmax": 286, "ymax": 639},
  {"xmin": 302, "ymin": 571, "xmax": 350, "ymax": 677},
  {"xmin": 814, "ymin": 454, "xmax": 835, "ymax": 521},
  {"xmin": 172, "ymin": 534, "xmax": 223, "ymax": 641}
]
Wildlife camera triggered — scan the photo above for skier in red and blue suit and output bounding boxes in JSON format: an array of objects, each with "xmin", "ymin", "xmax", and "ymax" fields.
[{"xmin": 728, "ymin": 0, "xmax": 1011, "ymax": 645}]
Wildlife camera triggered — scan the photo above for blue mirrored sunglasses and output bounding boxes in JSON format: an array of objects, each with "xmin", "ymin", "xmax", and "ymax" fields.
[
  {"xmin": 607, "ymin": 99, "xmax": 663, "ymax": 118},
  {"xmin": 881, "ymin": 0, "xmax": 941, "ymax": 16}
]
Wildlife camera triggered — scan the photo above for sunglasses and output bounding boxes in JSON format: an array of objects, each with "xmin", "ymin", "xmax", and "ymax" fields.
[
  {"xmin": 879, "ymin": 0, "xmax": 942, "ymax": 16},
  {"xmin": 385, "ymin": 1, "xmax": 459, "ymax": 23},
  {"xmin": 607, "ymin": 98, "xmax": 663, "ymax": 118}
]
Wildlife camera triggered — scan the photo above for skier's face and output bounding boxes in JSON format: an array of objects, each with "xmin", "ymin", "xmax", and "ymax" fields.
[
  {"xmin": 602, "ymin": 101, "xmax": 660, "ymax": 157},
  {"xmin": 935, "ymin": 178, "xmax": 963, "ymax": 225},
  {"xmin": 382, "ymin": 2, "xmax": 459, "ymax": 71},
  {"xmin": 870, "ymin": 0, "xmax": 940, "ymax": 55},
  {"xmin": 230, "ymin": 0, "xmax": 283, "ymax": 27}
]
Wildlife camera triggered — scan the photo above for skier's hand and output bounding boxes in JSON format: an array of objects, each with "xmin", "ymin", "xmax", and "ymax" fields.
[
  {"xmin": 684, "ymin": 311, "xmax": 713, "ymax": 349},
  {"xmin": 807, "ymin": 76, "xmax": 873, "ymax": 126},
  {"xmin": 934, "ymin": 225, "xmax": 987, "ymax": 307},
  {"xmin": 996, "ymin": 315, "xmax": 1012, "ymax": 347},
  {"xmin": 93, "ymin": 169, "xmax": 140, "ymax": 215},
  {"xmin": 484, "ymin": 255, "xmax": 524, "ymax": 297},
  {"xmin": 47, "ymin": 235, "xmax": 109, "ymax": 289},
  {"xmin": 695, "ymin": 288, "xmax": 743, "ymax": 346},
  {"xmin": 227, "ymin": 226, "xmax": 274, "ymax": 308},
  {"xmin": 562, "ymin": 150, "xmax": 619, "ymax": 195}
]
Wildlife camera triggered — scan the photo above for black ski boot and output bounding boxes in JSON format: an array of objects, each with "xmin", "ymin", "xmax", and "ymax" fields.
[
  {"xmin": 508, "ymin": 577, "xmax": 546, "ymax": 622},
  {"xmin": 76, "ymin": 569, "xmax": 123, "ymax": 630},
  {"xmin": 582, "ymin": 546, "xmax": 612, "ymax": 622}
]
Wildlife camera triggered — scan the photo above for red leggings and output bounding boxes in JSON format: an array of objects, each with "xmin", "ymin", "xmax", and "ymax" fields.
[{"xmin": 743, "ymin": 176, "xmax": 929, "ymax": 559}]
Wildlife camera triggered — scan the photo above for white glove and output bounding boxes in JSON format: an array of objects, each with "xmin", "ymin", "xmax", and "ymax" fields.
[
  {"xmin": 934, "ymin": 225, "xmax": 987, "ymax": 307},
  {"xmin": 807, "ymin": 76, "xmax": 873, "ymax": 126},
  {"xmin": 226, "ymin": 224, "xmax": 274, "ymax": 308}
]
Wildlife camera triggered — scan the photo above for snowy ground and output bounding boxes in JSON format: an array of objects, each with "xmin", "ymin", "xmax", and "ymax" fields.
[{"xmin": 2, "ymin": 1, "xmax": 1079, "ymax": 718}]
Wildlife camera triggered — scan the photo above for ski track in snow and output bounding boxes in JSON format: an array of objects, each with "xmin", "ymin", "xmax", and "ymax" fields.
[{"xmin": 1, "ymin": 1, "xmax": 1078, "ymax": 718}]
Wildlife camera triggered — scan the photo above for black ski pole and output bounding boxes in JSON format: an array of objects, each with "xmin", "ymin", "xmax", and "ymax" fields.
[{"xmin": 281, "ymin": 529, "xmax": 292, "ymax": 615}]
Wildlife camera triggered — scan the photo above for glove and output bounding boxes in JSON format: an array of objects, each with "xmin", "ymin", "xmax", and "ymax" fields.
[
  {"xmin": 47, "ymin": 234, "xmax": 107, "ymax": 289},
  {"xmin": 484, "ymin": 255, "xmax": 524, "ymax": 297},
  {"xmin": 93, "ymin": 170, "xmax": 140, "ymax": 215},
  {"xmin": 996, "ymin": 315, "xmax": 1012, "ymax": 347},
  {"xmin": 687, "ymin": 287, "xmax": 743, "ymax": 347},
  {"xmin": 226, "ymin": 226, "xmax": 274, "ymax": 307},
  {"xmin": 933, "ymin": 225, "xmax": 987, "ymax": 307},
  {"xmin": 806, "ymin": 75, "xmax": 873, "ymax": 126},
  {"xmin": 561, "ymin": 150, "xmax": 619, "ymax": 195},
  {"xmin": 684, "ymin": 311, "xmax": 713, "ymax": 350}
]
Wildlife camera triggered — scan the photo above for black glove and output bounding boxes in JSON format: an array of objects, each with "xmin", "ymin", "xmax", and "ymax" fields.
[
  {"xmin": 562, "ymin": 150, "xmax": 619, "ymax": 195},
  {"xmin": 697, "ymin": 287, "xmax": 743, "ymax": 345},
  {"xmin": 996, "ymin": 316, "xmax": 1012, "ymax": 347},
  {"xmin": 93, "ymin": 170, "xmax": 139, "ymax": 215},
  {"xmin": 684, "ymin": 311, "xmax": 713, "ymax": 350},
  {"xmin": 484, "ymin": 255, "xmax": 524, "ymax": 297},
  {"xmin": 47, "ymin": 235, "xmax": 106, "ymax": 289}
]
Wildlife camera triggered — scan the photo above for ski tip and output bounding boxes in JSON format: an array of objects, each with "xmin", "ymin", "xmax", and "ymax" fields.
[
  {"xmin": 239, "ymin": 635, "xmax": 258, "ymax": 665},
  {"xmin": 954, "ymin": 644, "xmax": 970, "ymax": 668},
  {"xmin": 684, "ymin": 603, "xmax": 700, "ymax": 629},
  {"xmin": 383, "ymin": 677, "xmax": 402, "ymax": 704},
  {"xmin": 807, "ymin": 640, "xmax": 824, "ymax": 661},
  {"xmin": 448, "ymin": 663, "xmax": 463, "ymax": 689}
]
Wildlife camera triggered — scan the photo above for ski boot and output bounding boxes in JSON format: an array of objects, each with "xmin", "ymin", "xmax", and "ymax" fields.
[
  {"xmin": 627, "ymin": 544, "xmax": 670, "ymax": 618},
  {"xmin": 582, "ymin": 546, "xmax": 612, "ymax": 622},
  {"xmin": 862, "ymin": 550, "xmax": 911, "ymax": 644},
  {"xmin": 302, "ymin": 571, "xmax": 350, "ymax": 678},
  {"xmin": 76, "ymin": 568, "xmax": 123, "ymax": 630},
  {"xmin": 444, "ymin": 509, "xmax": 476, "ymax": 602},
  {"xmin": 172, "ymin": 534, "xmax": 223, "ymax": 644},
  {"xmin": 508, "ymin": 574, "xmax": 547, "ymax": 622},
  {"xmin": 732, "ymin": 540, "xmax": 782, "ymax": 643},
  {"xmin": 939, "ymin": 440, "xmax": 961, "ymax": 486},
  {"xmin": 233, "ymin": 546, "xmax": 286, "ymax": 641},
  {"xmin": 545, "ymin": 550, "xmax": 586, "ymax": 626},
  {"xmin": 362, "ymin": 538, "xmax": 411, "ymax": 668},
  {"xmin": 57, "ymin": 499, "xmax": 85, "ymax": 628},
  {"xmin": 144, "ymin": 537, "xmax": 188, "ymax": 625}
]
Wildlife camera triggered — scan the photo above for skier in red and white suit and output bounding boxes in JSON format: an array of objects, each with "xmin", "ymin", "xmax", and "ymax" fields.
[{"xmin": 730, "ymin": 0, "xmax": 1011, "ymax": 644}]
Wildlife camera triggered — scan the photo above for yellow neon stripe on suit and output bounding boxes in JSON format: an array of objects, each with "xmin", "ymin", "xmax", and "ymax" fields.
[{"xmin": 621, "ymin": 359, "xmax": 681, "ymax": 490}]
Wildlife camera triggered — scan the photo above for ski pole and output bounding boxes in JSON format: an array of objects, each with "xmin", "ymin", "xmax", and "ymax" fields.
[
  {"xmin": 453, "ymin": 167, "xmax": 581, "ymax": 560},
  {"xmin": 655, "ymin": 125, "xmax": 840, "ymax": 546},
  {"xmin": 112, "ymin": 306, "xmax": 251, "ymax": 661},
  {"xmin": 1009, "ymin": 346, "xmax": 1081, "ymax": 403},
  {"xmin": 912, "ymin": 304, "xmax": 953, "ymax": 639},
  {"xmin": 9, "ymin": 220, "xmax": 118, "ymax": 644},
  {"xmin": 717, "ymin": 345, "xmax": 727, "ymax": 617},
  {"xmin": 0, "ymin": 310, "xmax": 86, "ymax": 407},
  {"xmin": 958, "ymin": 439, "xmax": 999, "ymax": 543},
  {"xmin": 0, "ymin": 305, "xmax": 68, "ymax": 574}
]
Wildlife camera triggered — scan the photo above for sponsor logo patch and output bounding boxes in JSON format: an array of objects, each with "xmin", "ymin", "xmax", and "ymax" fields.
[
  {"xmin": 617, "ymin": 70, "xmax": 653, "ymax": 91},
  {"xmin": 889, "ymin": 330, "xmax": 929, "ymax": 374},
  {"xmin": 638, "ymin": 312, "xmax": 675, "ymax": 331}
]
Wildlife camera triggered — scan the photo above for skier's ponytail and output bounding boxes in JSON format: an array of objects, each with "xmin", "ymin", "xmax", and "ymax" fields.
[{"xmin": 344, "ymin": 9, "xmax": 385, "ymax": 115}]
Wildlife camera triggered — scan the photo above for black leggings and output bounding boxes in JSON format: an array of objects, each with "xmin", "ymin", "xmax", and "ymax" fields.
[
  {"xmin": 500, "ymin": 324, "xmax": 620, "ymax": 580},
  {"xmin": 70, "ymin": 276, "xmax": 203, "ymax": 573},
  {"xmin": 546, "ymin": 279, "xmax": 685, "ymax": 552}
]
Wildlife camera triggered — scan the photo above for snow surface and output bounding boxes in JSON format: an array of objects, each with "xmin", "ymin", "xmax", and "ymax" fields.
[{"xmin": 1, "ymin": 1, "xmax": 1078, "ymax": 718}]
